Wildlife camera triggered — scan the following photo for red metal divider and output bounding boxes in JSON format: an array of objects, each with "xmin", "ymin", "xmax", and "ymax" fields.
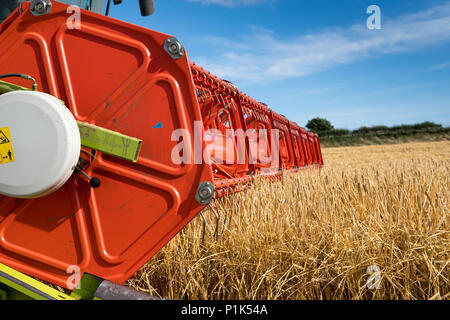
[
  {"xmin": 288, "ymin": 121, "xmax": 307, "ymax": 168},
  {"xmin": 269, "ymin": 111, "xmax": 295, "ymax": 170}
]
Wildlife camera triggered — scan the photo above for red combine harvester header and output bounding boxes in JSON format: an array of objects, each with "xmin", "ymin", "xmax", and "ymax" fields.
[{"xmin": 0, "ymin": 1, "xmax": 322, "ymax": 298}]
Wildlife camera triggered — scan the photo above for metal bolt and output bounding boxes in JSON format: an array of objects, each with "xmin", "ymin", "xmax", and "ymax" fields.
[
  {"xmin": 164, "ymin": 37, "xmax": 185, "ymax": 60},
  {"xmin": 196, "ymin": 181, "xmax": 215, "ymax": 205},
  {"xmin": 169, "ymin": 43, "xmax": 180, "ymax": 54},
  {"xmin": 199, "ymin": 188, "xmax": 211, "ymax": 198},
  {"xmin": 30, "ymin": 0, "xmax": 52, "ymax": 16}
]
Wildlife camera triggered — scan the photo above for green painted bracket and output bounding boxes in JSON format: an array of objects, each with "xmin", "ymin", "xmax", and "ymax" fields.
[
  {"xmin": 70, "ymin": 273, "xmax": 103, "ymax": 300},
  {"xmin": 77, "ymin": 121, "xmax": 143, "ymax": 163},
  {"xmin": 0, "ymin": 262, "xmax": 74, "ymax": 300},
  {"xmin": 0, "ymin": 80, "xmax": 143, "ymax": 163}
]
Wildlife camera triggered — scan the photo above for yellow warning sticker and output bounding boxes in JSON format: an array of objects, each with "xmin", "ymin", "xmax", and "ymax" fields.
[{"xmin": 0, "ymin": 127, "xmax": 15, "ymax": 164}]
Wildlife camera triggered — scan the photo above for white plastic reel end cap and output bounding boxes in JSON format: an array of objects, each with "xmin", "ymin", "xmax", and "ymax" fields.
[{"xmin": 0, "ymin": 91, "xmax": 80, "ymax": 199}]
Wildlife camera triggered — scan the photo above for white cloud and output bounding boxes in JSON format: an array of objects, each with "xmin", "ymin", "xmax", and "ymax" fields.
[
  {"xmin": 186, "ymin": 0, "xmax": 273, "ymax": 7},
  {"xmin": 429, "ymin": 61, "xmax": 450, "ymax": 70},
  {"xmin": 192, "ymin": 2, "xmax": 450, "ymax": 83}
]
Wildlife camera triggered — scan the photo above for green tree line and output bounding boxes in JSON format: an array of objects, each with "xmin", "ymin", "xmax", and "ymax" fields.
[{"xmin": 306, "ymin": 118, "xmax": 448, "ymax": 137}]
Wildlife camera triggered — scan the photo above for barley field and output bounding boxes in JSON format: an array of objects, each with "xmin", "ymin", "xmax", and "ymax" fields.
[{"xmin": 128, "ymin": 141, "xmax": 450, "ymax": 300}]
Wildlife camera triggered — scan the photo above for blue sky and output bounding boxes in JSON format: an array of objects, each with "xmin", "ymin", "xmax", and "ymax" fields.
[{"xmin": 107, "ymin": 0, "xmax": 450, "ymax": 130}]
